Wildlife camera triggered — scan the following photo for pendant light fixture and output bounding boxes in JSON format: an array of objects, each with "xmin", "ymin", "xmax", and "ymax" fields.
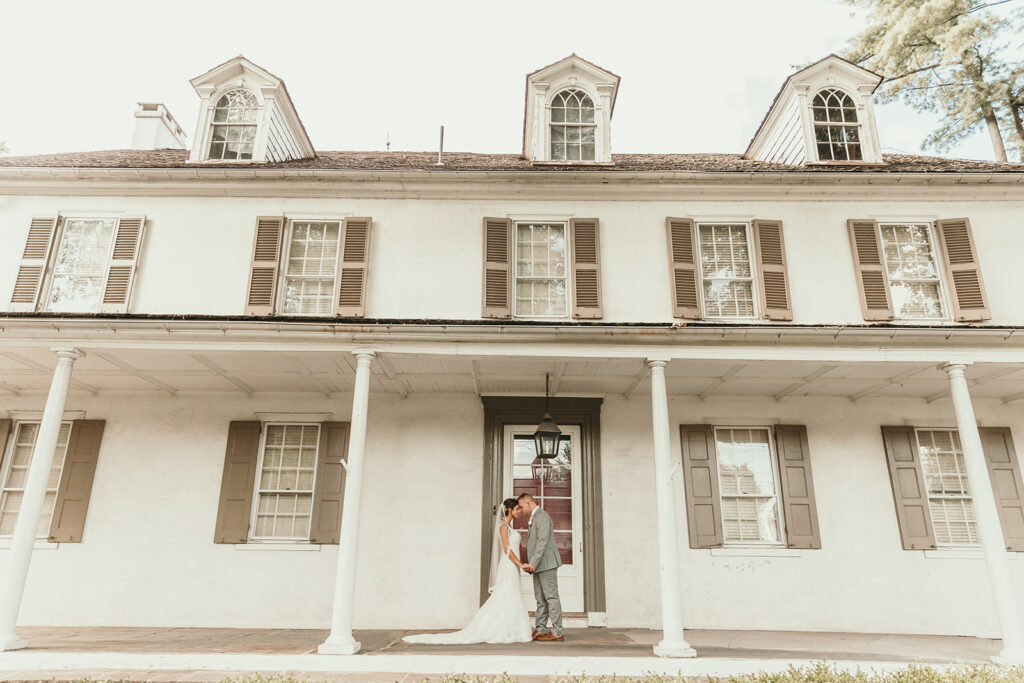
[{"xmin": 533, "ymin": 372, "xmax": 562, "ymax": 459}]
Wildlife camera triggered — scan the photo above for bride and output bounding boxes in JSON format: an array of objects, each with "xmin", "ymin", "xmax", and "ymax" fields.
[{"xmin": 402, "ymin": 498, "xmax": 532, "ymax": 644}]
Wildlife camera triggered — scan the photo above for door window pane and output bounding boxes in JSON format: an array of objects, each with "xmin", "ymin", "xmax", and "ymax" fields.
[
  {"xmin": 45, "ymin": 218, "xmax": 116, "ymax": 313},
  {"xmin": 0, "ymin": 422, "xmax": 72, "ymax": 537},
  {"xmin": 918, "ymin": 429, "xmax": 978, "ymax": 545},
  {"xmin": 515, "ymin": 223, "xmax": 568, "ymax": 317},
  {"xmin": 511, "ymin": 434, "xmax": 574, "ymax": 565},
  {"xmin": 879, "ymin": 224, "xmax": 944, "ymax": 319},
  {"xmin": 716, "ymin": 428, "xmax": 782, "ymax": 544},
  {"xmin": 252, "ymin": 424, "xmax": 319, "ymax": 540},
  {"xmin": 698, "ymin": 224, "xmax": 756, "ymax": 318},
  {"xmin": 282, "ymin": 222, "xmax": 341, "ymax": 315}
]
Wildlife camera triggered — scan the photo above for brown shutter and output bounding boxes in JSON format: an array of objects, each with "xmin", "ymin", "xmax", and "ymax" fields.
[
  {"xmin": 309, "ymin": 422, "xmax": 350, "ymax": 544},
  {"xmin": 100, "ymin": 216, "xmax": 146, "ymax": 313},
  {"xmin": 752, "ymin": 220, "xmax": 793, "ymax": 321},
  {"xmin": 0, "ymin": 420, "xmax": 11, "ymax": 459},
  {"xmin": 9, "ymin": 217, "xmax": 59, "ymax": 312},
  {"xmin": 49, "ymin": 420, "xmax": 105, "ymax": 543},
  {"xmin": 936, "ymin": 218, "xmax": 990, "ymax": 321},
  {"xmin": 244, "ymin": 217, "xmax": 285, "ymax": 316},
  {"xmin": 213, "ymin": 421, "xmax": 261, "ymax": 543},
  {"xmin": 979, "ymin": 428, "xmax": 1024, "ymax": 551},
  {"xmin": 482, "ymin": 217, "xmax": 512, "ymax": 318},
  {"xmin": 775, "ymin": 425, "xmax": 820, "ymax": 549},
  {"xmin": 847, "ymin": 219, "xmax": 894, "ymax": 321},
  {"xmin": 881, "ymin": 426, "xmax": 936, "ymax": 550},
  {"xmin": 570, "ymin": 218, "xmax": 602, "ymax": 319},
  {"xmin": 680, "ymin": 424, "xmax": 723, "ymax": 548},
  {"xmin": 667, "ymin": 218, "xmax": 702, "ymax": 320},
  {"xmin": 337, "ymin": 218, "xmax": 372, "ymax": 317}
]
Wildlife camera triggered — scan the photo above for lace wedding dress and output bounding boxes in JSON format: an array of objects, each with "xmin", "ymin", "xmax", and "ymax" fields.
[{"xmin": 402, "ymin": 523, "xmax": 532, "ymax": 644}]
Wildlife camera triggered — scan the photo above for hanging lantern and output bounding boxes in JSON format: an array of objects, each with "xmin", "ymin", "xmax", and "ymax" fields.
[{"xmin": 533, "ymin": 372, "xmax": 562, "ymax": 459}]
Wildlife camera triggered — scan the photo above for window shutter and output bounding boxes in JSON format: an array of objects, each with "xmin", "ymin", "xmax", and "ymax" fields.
[
  {"xmin": 213, "ymin": 421, "xmax": 261, "ymax": 543},
  {"xmin": 666, "ymin": 218, "xmax": 701, "ymax": 320},
  {"xmin": 482, "ymin": 217, "xmax": 512, "ymax": 319},
  {"xmin": 336, "ymin": 218, "xmax": 372, "ymax": 317},
  {"xmin": 48, "ymin": 420, "xmax": 105, "ymax": 543},
  {"xmin": 9, "ymin": 217, "xmax": 58, "ymax": 312},
  {"xmin": 935, "ymin": 218, "xmax": 990, "ymax": 321},
  {"xmin": 100, "ymin": 216, "xmax": 146, "ymax": 313},
  {"xmin": 569, "ymin": 218, "xmax": 602, "ymax": 319},
  {"xmin": 680, "ymin": 424, "xmax": 723, "ymax": 548},
  {"xmin": 244, "ymin": 217, "xmax": 285, "ymax": 316},
  {"xmin": 979, "ymin": 428, "xmax": 1024, "ymax": 551},
  {"xmin": 881, "ymin": 426, "xmax": 937, "ymax": 550},
  {"xmin": 0, "ymin": 420, "xmax": 10, "ymax": 457},
  {"xmin": 774, "ymin": 425, "xmax": 820, "ymax": 549},
  {"xmin": 309, "ymin": 421, "xmax": 350, "ymax": 544},
  {"xmin": 752, "ymin": 220, "xmax": 793, "ymax": 321},
  {"xmin": 847, "ymin": 219, "xmax": 894, "ymax": 321}
]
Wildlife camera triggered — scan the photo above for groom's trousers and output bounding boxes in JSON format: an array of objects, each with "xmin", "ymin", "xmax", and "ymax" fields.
[{"xmin": 533, "ymin": 568, "xmax": 563, "ymax": 636}]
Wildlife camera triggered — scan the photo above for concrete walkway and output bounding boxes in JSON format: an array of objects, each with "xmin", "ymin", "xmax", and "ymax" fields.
[{"xmin": 0, "ymin": 626, "xmax": 1008, "ymax": 681}]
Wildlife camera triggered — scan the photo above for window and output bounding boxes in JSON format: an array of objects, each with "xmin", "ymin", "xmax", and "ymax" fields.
[
  {"xmin": 514, "ymin": 222, "xmax": 568, "ymax": 318},
  {"xmin": 715, "ymin": 427, "xmax": 785, "ymax": 545},
  {"xmin": 812, "ymin": 88, "xmax": 862, "ymax": 161},
  {"xmin": 917, "ymin": 429, "xmax": 978, "ymax": 546},
  {"xmin": 0, "ymin": 422, "xmax": 71, "ymax": 537},
  {"xmin": 280, "ymin": 221, "xmax": 341, "ymax": 315},
  {"xmin": 208, "ymin": 89, "xmax": 259, "ymax": 161},
  {"xmin": 698, "ymin": 223, "xmax": 757, "ymax": 318},
  {"xmin": 250, "ymin": 423, "xmax": 320, "ymax": 541},
  {"xmin": 550, "ymin": 89, "xmax": 596, "ymax": 162},
  {"xmin": 879, "ymin": 223, "xmax": 945, "ymax": 319},
  {"xmin": 44, "ymin": 218, "xmax": 116, "ymax": 313}
]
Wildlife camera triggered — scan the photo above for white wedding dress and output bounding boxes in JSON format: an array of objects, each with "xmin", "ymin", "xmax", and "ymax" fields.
[{"xmin": 402, "ymin": 523, "xmax": 532, "ymax": 644}]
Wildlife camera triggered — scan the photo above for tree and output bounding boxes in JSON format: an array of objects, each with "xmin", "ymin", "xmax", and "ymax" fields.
[{"xmin": 843, "ymin": 0, "xmax": 1022, "ymax": 161}]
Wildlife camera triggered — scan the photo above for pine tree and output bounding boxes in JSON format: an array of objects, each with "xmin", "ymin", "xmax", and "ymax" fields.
[{"xmin": 843, "ymin": 0, "xmax": 1020, "ymax": 161}]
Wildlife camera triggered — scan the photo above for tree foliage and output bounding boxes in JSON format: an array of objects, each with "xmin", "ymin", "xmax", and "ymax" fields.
[{"xmin": 843, "ymin": 0, "xmax": 1024, "ymax": 161}]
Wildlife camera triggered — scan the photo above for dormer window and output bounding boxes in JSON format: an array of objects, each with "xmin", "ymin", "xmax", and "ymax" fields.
[
  {"xmin": 550, "ymin": 89, "xmax": 596, "ymax": 162},
  {"xmin": 209, "ymin": 89, "xmax": 259, "ymax": 161},
  {"xmin": 812, "ymin": 88, "xmax": 862, "ymax": 161}
]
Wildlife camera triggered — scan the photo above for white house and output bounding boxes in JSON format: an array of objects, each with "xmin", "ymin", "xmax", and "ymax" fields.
[{"xmin": 1, "ymin": 53, "xmax": 1024, "ymax": 661}]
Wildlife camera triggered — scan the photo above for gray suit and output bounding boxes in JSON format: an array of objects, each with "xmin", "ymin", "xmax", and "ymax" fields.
[{"xmin": 526, "ymin": 507, "xmax": 563, "ymax": 636}]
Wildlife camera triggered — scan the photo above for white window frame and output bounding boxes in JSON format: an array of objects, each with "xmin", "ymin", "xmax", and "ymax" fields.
[
  {"xmin": 549, "ymin": 88, "xmax": 598, "ymax": 163},
  {"xmin": 512, "ymin": 220, "xmax": 572, "ymax": 320},
  {"xmin": 39, "ymin": 216, "xmax": 119, "ymax": 314},
  {"xmin": 914, "ymin": 427, "xmax": 980, "ymax": 549},
  {"xmin": 876, "ymin": 221, "xmax": 951, "ymax": 322},
  {"xmin": 714, "ymin": 425, "xmax": 787, "ymax": 547},
  {"xmin": 0, "ymin": 420, "xmax": 72, "ymax": 539},
  {"xmin": 205, "ymin": 88, "xmax": 261, "ymax": 162},
  {"xmin": 274, "ymin": 219, "xmax": 343, "ymax": 316},
  {"xmin": 696, "ymin": 221, "xmax": 761, "ymax": 320},
  {"xmin": 248, "ymin": 422, "xmax": 321, "ymax": 543},
  {"xmin": 811, "ymin": 88, "xmax": 863, "ymax": 163}
]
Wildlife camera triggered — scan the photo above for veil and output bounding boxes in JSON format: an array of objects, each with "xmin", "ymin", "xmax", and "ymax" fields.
[{"xmin": 487, "ymin": 504, "xmax": 508, "ymax": 593}]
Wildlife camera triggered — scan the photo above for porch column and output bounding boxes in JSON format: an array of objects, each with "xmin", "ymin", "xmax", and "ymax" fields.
[
  {"xmin": 648, "ymin": 359, "xmax": 696, "ymax": 658},
  {"xmin": 0, "ymin": 348, "xmax": 81, "ymax": 651},
  {"xmin": 319, "ymin": 350, "xmax": 374, "ymax": 655},
  {"xmin": 945, "ymin": 362, "xmax": 1024, "ymax": 664}
]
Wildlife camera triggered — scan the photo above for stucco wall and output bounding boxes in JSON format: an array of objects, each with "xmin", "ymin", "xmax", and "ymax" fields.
[
  {"xmin": 1, "ymin": 193, "xmax": 1022, "ymax": 325},
  {"xmin": 0, "ymin": 389, "xmax": 1021, "ymax": 636}
]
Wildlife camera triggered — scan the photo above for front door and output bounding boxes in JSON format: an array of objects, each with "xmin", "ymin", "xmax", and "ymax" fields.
[{"xmin": 503, "ymin": 425, "xmax": 584, "ymax": 613}]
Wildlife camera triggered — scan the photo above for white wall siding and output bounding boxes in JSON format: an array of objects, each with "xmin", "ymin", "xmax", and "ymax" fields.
[
  {"xmin": 754, "ymin": 94, "xmax": 806, "ymax": 165},
  {"xmin": 264, "ymin": 101, "xmax": 304, "ymax": 163}
]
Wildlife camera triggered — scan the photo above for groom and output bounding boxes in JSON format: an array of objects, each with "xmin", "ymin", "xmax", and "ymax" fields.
[{"xmin": 517, "ymin": 493, "xmax": 563, "ymax": 642}]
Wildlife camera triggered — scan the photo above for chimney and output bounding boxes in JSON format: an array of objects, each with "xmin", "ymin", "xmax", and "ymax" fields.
[{"xmin": 130, "ymin": 103, "xmax": 187, "ymax": 150}]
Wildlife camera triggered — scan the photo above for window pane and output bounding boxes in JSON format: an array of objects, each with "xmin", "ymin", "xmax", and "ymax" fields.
[
  {"xmin": 698, "ymin": 224, "xmax": 755, "ymax": 318},
  {"xmin": 0, "ymin": 422, "xmax": 71, "ymax": 538},
  {"xmin": 879, "ymin": 224, "xmax": 944, "ymax": 319},
  {"xmin": 918, "ymin": 429, "xmax": 979, "ymax": 545},
  {"xmin": 515, "ymin": 223, "xmax": 567, "ymax": 317},
  {"xmin": 716, "ymin": 428, "xmax": 781, "ymax": 544},
  {"xmin": 283, "ymin": 222, "xmax": 340, "ymax": 315},
  {"xmin": 45, "ymin": 219, "xmax": 116, "ymax": 313},
  {"xmin": 253, "ymin": 424, "xmax": 319, "ymax": 540}
]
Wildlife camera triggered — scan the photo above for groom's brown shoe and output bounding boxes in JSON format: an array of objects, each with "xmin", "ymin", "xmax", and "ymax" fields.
[
  {"xmin": 536, "ymin": 633, "xmax": 564, "ymax": 642},
  {"xmin": 531, "ymin": 630, "xmax": 541, "ymax": 641}
]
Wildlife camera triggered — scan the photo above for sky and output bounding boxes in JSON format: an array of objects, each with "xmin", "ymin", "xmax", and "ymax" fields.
[{"xmin": 0, "ymin": 0, "xmax": 1006, "ymax": 161}]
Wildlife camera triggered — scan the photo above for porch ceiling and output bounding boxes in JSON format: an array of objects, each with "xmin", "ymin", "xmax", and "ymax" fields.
[{"xmin": 0, "ymin": 347, "xmax": 1022, "ymax": 404}]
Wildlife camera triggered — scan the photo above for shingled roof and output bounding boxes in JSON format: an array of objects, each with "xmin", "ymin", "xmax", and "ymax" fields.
[{"xmin": 0, "ymin": 148, "xmax": 1021, "ymax": 173}]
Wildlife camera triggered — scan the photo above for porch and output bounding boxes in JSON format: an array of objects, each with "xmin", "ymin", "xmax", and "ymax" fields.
[{"xmin": 0, "ymin": 626, "xmax": 1005, "ymax": 680}]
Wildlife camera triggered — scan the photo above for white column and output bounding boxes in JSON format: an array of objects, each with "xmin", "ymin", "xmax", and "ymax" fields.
[
  {"xmin": 319, "ymin": 350, "xmax": 374, "ymax": 655},
  {"xmin": 648, "ymin": 359, "xmax": 696, "ymax": 658},
  {"xmin": 945, "ymin": 362, "xmax": 1024, "ymax": 664},
  {"xmin": 0, "ymin": 348, "xmax": 81, "ymax": 651}
]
